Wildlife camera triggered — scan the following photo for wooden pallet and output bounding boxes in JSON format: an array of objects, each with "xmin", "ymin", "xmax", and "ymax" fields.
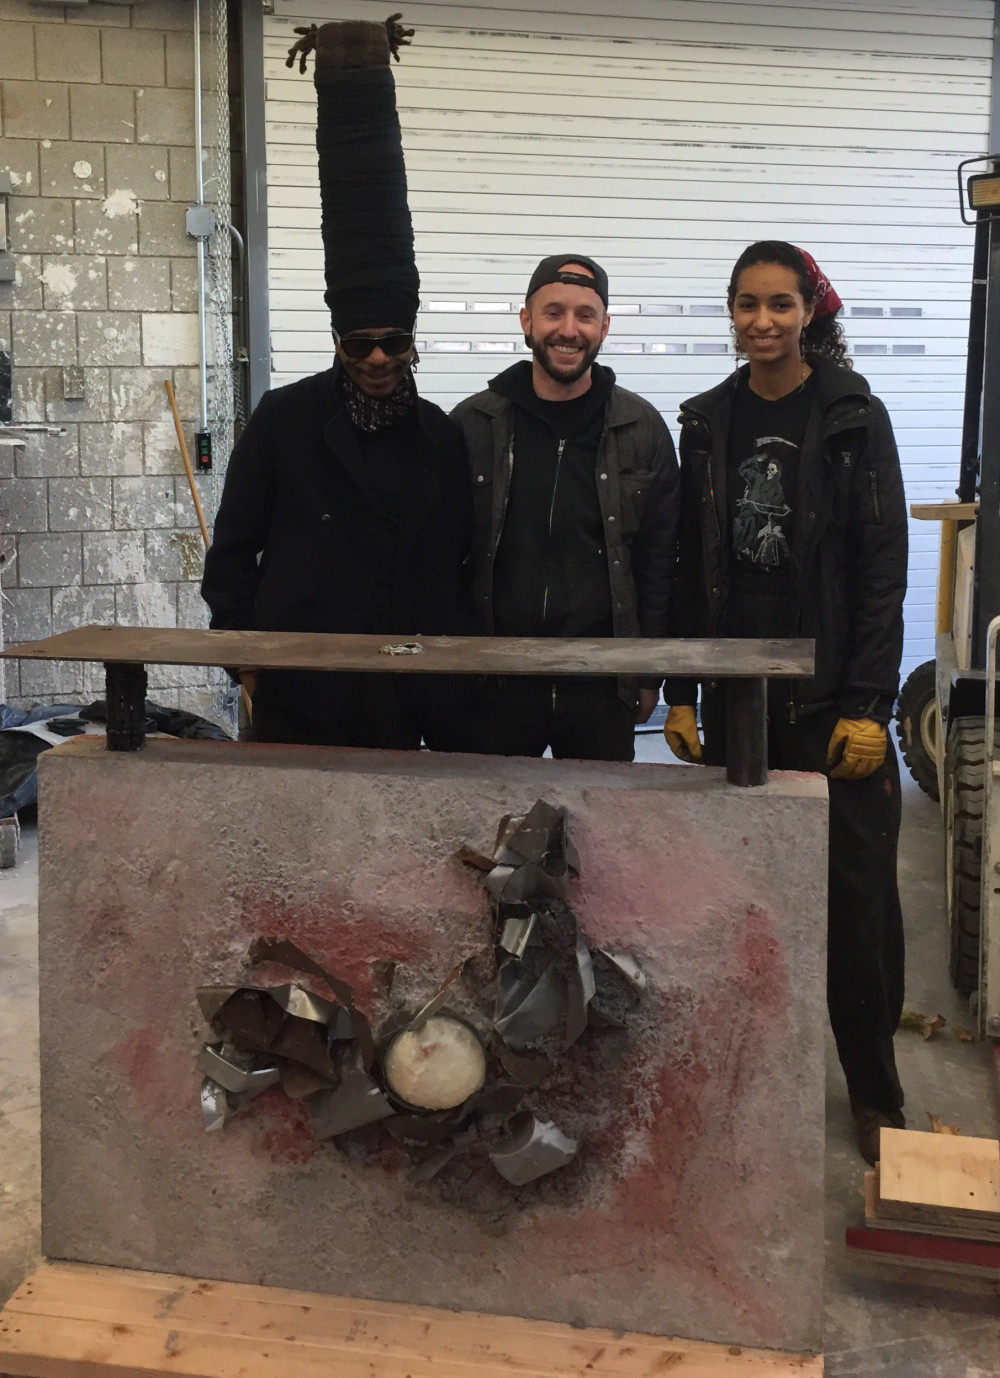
[{"xmin": 0, "ymin": 1262, "xmax": 823, "ymax": 1377}]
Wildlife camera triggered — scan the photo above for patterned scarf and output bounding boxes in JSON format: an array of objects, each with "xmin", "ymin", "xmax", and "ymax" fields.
[{"xmin": 340, "ymin": 371, "xmax": 416, "ymax": 432}]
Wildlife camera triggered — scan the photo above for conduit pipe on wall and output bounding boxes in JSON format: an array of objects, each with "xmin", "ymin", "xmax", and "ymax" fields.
[{"xmin": 193, "ymin": 0, "xmax": 209, "ymax": 436}]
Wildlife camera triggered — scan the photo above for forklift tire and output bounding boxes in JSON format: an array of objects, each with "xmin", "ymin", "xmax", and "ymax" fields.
[
  {"xmin": 943, "ymin": 716, "xmax": 1000, "ymax": 994},
  {"xmin": 895, "ymin": 659, "xmax": 940, "ymax": 801}
]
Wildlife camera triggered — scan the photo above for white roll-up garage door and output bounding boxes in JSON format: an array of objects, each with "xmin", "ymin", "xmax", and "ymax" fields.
[{"xmin": 262, "ymin": 0, "xmax": 994, "ymax": 672}]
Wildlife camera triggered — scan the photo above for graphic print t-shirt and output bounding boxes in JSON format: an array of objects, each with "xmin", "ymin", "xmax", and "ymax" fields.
[{"xmin": 728, "ymin": 374, "xmax": 814, "ymax": 589}]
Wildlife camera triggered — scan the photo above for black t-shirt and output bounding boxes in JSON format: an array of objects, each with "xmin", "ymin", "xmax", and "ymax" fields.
[
  {"xmin": 728, "ymin": 374, "xmax": 814, "ymax": 578},
  {"xmin": 491, "ymin": 370, "xmax": 613, "ymax": 637},
  {"xmin": 725, "ymin": 374, "xmax": 814, "ymax": 638}
]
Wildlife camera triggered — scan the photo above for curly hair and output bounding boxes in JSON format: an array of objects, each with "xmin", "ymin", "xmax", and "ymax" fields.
[{"xmin": 727, "ymin": 239, "xmax": 850, "ymax": 367}]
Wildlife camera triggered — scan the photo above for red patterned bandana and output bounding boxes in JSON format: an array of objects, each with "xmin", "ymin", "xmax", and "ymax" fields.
[{"xmin": 794, "ymin": 247, "xmax": 843, "ymax": 318}]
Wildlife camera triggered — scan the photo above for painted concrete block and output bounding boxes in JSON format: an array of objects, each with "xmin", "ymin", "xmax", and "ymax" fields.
[
  {"xmin": 51, "ymin": 583, "xmax": 115, "ymax": 635},
  {"xmin": 109, "ymin": 366, "xmax": 173, "ymax": 421},
  {"xmin": 0, "ymin": 21, "xmax": 35, "ymax": 82},
  {"xmin": 36, "ymin": 24, "xmax": 101, "ymax": 84},
  {"xmin": 107, "ymin": 257, "xmax": 171, "ymax": 312},
  {"xmin": 17, "ymin": 530, "xmax": 81, "ymax": 587},
  {"xmin": 80, "ymin": 420, "xmax": 144, "ymax": 477},
  {"xmin": 0, "ymin": 476, "xmax": 49, "ymax": 533},
  {"xmin": 8, "ymin": 197, "xmax": 73, "ymax": 255},
  {"xmin": 47, "ymin": 476, "xmax": 112, "ymax": 532},
  {"xmin": 114, "ymin": 577, "xmax": 177, "ymax": 626},
  {"xmin": 44, "ymin": 366, "xmax": 111, "ymax": 424},
  {"xmin": 165, "ymin": 30, "xmax": 195, "ymax": 88},
  {"xmin": 76, "ymin": 310, "xmax": 141, "ymax": 366},
  {"xmin": 137, "ymin": 201, "xmax": 193, "ymax": 256},
  {"xmin": 74, "ymin": 202, "xmax": 139, "ymax": 258},
  {"xmin": 19, "ymin": 656, "xmax": 84, "ymax": 697},
  {"xmin": 39, "ymin": 141, "xmax": 105, "ymax": 198},
  {"xmin": 14, "ymin": 424, "xmax": 80, "ymax": 480},
  {"xmin": 12, "ymin": 310, "xmax": 76, "ymax": 368},
  {"xmin": 113, "ymin": 474, "xmax": 178, "ymax": 530},
  {"xmin": 40, "ymin": 253, "xmax": 107, "ymax": 312},
  {"xmin": 69, "ymin": 82, "xmax": 135, "ymax": 144},
  {"xmin": 106, "ymin": 142, "xmax": 170, "ymax": 201},
  {"xmin": 3, "ymin": 585, "xmax": 52, "ymax": 643},
  {"xmin": 135, "ymin": 88, "xmax": 194, "ymax": 146},
  {"xmin": 38, "ymin": 741, "xmax": 828, "ymax": 1355},
  {"xmin": 82, "ymin": 528, "xmax": 144, "ymax": 584},
  {"xmin": 0, "ymin": 137, "xmax": 40, "ymax": 193},
  {"xmin": 2, "ymin": 80, "xmax": 70, "ymax": 140},
  {"xmin": 140, "ymin": 311, "xmax": 198, "ymax": 367},
  {"xmin": 167, "ymin": 258, "xmax": 197, "ymax": 312},
  {"xmin": 101, "ymin": 29, "xmax": 165, "ymax": 87}
]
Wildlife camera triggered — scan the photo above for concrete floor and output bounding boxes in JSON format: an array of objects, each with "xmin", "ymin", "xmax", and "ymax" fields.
[{"xmin": 1, "ymin": 751, "xmax": 999, "ymax": 1373}]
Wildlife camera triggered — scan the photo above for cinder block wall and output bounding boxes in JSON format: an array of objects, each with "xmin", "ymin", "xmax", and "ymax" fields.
[{"xmin": 0, "ymin": 0, "xmax": 229, "ymax": 722}]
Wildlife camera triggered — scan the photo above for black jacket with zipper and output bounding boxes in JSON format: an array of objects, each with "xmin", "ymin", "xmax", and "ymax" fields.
[
  {"xmin": 201, "ymin": 362, "xmax": 473, "ymax": 735},
  {"xmin": 450, "ymin": 360, "xmax": 679, "ymax": 703},
  {"xmin": 667, "ymin": 356, "xmax": 907, "ymax": 723}
]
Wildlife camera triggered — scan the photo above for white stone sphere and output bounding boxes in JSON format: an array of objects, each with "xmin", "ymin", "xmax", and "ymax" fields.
[{"xmin": 384, "ymin": 1016, "xmax": 486, "ymax": 1110}]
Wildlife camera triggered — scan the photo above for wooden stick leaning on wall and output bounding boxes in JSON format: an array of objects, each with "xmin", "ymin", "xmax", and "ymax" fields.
[
  {"xmin": 163, "ymin": 381, "xmax": 211, "ymax": 549},
  {"xmin": 162, "ymin": 381, "xmax": 253, "ymax": 722}
]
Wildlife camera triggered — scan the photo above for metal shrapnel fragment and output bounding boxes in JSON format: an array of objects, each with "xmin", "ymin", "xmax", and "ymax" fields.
[
  {"xmin": 196, "ymin": 1042, "xmax": 281, "ymax": 1097},
  {"xmin": 310, "ymin": 1048, "xmax": 394, "ymax": 1140},
  {"xmin": 200, "ymin": 1077, "xmax": 239, "ymax": 1132},
  {"xmin": 488, "ymin": 1112, "xmax": 578, "ymax": 1185},
  {"xmin": 380, "ymin": 641, "xmax": 424, "ymax": 655}
]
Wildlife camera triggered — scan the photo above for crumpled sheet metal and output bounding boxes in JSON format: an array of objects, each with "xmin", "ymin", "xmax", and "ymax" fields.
[
  {"xmin": 311, "ymin": 1048, "xmax": 394, "ymax": 1140},
  {"xmin": 488, "ymin": 1112, "xmax": 578, "ymax": 1186},
  {"xmin": 195, "ymin": 801, "xmax": 644, "ymax": 1193},
  {"xmin": 196, "ymin": 1042, "xmax": 281, "ymax": 1096}
]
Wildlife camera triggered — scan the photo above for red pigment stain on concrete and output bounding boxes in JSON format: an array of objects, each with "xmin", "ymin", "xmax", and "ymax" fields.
[
  {"xmin": 109, "ymin": 1025, "xmax": 192, "ymax": 1132},
  {"xmin": 536, "ymin": 903, "xmax": 791, "ymax": 1348},
  {"xmin": 571, "ymin": 815, "xmax": 750, "ymax": 946},
  {"xmin": 251, "ymin": 1087, "xmax": 318, "ymax": 1165},
  {"xmin": 232, "ymin": 890, "xmax": 439, "ymax": 1007}
]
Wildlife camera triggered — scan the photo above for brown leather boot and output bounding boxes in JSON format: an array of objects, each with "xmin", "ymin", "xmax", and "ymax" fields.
[{"xmin": 850, "ymin": 1100, "xmax": 906, "ymax": 1166}]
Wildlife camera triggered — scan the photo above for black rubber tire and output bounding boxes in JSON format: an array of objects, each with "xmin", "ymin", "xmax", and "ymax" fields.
[
  {"xmin": 895, "ymin": 659, "xmax": 940, "ymax": 801},
  {"xmin": 943, "ymin": 716, "xmax": 1000, "ymax": 994}
]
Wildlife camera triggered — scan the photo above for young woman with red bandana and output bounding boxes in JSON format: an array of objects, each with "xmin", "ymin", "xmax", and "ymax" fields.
[{"xmin": 664, "ymin": 241, "xmax": 908, "ymax": 1165}]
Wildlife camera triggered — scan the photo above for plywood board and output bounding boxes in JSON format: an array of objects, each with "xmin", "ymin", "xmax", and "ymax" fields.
[
  {"xmin": 878, "ymin": 1128, "xmax": 1000, "ymax": 1219},
  {"xmin": 0, "ymin": 1263, "xmax": 823, "ymax": 1378},
  {"xmin": 1, "ymin": 625, "xmax": 815, "ymax": 679}
]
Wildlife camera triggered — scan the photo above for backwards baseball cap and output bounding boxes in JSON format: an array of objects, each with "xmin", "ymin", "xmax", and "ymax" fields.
[{"xmin": 525, "ymin": 254, "xmax": 609, "ymax": 308}]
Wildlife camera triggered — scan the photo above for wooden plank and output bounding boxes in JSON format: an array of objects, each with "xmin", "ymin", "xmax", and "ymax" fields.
[
  {"xmin": 865, "ymin": 1168, "xmax": 1000, "ymax": 1242},
  {"xmin": 0, "ymin": 1263, "xmax": 823, "ymax": 1378},
  {"xmin": 1, "ymin": 627, "xmax": 816, "ymax": 680},
  {"xmin": 909, "ymin": 501, "xmax": 979, "ymax": 520},
  {"xmin": 877, "ymin": 1128, "xmax": 1000, "ymax": 1219}
]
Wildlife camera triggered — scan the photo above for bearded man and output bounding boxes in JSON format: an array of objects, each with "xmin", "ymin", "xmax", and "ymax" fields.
[{"xmin": 450, "ymin": 255, "xmax": 679, "ymax": 760}]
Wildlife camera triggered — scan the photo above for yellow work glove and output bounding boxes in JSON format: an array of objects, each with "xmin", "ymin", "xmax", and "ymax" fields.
[
  {"xmin": 825, "ymin": 717, "xmax": 887, "ymax": 780},
  {"xmin": 664, "ymin": 704, "xmax": 703, "ymax": 763}
]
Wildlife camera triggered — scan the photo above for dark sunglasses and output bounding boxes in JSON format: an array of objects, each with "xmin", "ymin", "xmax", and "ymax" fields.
[{"xmin": 337, "ymin": 332, "xmax": 414, "ymax": 360}]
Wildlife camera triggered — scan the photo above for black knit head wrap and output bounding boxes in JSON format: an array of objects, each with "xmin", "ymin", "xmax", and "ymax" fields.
[{"xmin": 287, "ymin": 16, "xmax": 419, "ymax": 338}]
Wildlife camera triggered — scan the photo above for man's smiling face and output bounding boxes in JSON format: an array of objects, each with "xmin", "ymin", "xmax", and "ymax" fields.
[{"xmin": 520, "ymin": 263, "xmax": 610, "ymax": 398}]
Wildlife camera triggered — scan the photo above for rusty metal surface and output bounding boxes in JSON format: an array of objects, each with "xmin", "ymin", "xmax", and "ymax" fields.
[{"xmin": 2, "ymin": 624, "xmax": 815, "ymax": 678}]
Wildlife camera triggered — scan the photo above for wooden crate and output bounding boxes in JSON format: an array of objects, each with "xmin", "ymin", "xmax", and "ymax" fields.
[{"xmin": 0, "ymin": 1263, "xmax": 822, "ymax": 1378}]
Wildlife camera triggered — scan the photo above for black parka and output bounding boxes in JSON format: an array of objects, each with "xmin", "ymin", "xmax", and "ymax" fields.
[
  {"xmin": 201, "ymin": 364, "xmax": 473, "ymax": 730},
  {"xmin": 668, "ymin": 357, "xmax": 907, "ymax": 723}
]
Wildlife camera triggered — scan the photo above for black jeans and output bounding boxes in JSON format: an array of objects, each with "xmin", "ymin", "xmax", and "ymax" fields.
[
  {"xmin": 251, "ymin": 671, "xmax": 421, "ymax": 750},
  {"xmin": 476, "ymin": 675, "xmax": 636, "ymax": 761},
  {"xmin": 702, "ymin": 686, "xmax": 905, "ymax": 1115}
]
